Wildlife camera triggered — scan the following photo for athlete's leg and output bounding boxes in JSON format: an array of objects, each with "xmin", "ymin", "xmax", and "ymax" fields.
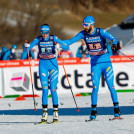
[
  {"xmin": 103, "ymin": 62, "xmax": 120, "ymax": 117},
  {"xmin": 39, "ymin": 61, "xmax": 49, "ymax": 106},
  {"xmin": 39, "ymin": 60, "xmax": 49, "ymax": 122},
  {"xmin": 103, "ymin": 62, "xmax": 118, "ymax": 103},
  {"xmin": 90, "ymin": 64, "xmax": 102, "ymax": 119},
  {"xmin": 49, "ymin": 59, "xmax": 59, "ymax": 121},
  {"xmin": 49, "ymin": 67, "xmax": 59, "ymax": 106},
  {"xmin": 91, "ymin": 64, "xmax": 102, "ymax": 105}
]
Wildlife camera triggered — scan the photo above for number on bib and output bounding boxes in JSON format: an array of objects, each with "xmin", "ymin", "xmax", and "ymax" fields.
[
  {"xmin": 89, "ymin": 43, "xmax": 101, "ymax": 50},
  {"xmin": 41, "ymin": 48, "xmax": 52, "ymax": 53}
]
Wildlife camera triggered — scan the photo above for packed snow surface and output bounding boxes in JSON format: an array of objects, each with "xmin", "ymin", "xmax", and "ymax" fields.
[{"xmin": 0, "ymin": 92, "xmax": 134, "ymax": 134}]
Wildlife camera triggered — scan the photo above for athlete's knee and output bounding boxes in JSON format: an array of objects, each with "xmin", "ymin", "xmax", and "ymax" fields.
[
  {"xmin": 51, "ymin": 88, "xmax": 57, "ymax": 95},
  {"xmin": 92, "ymin": 84, "xmax": 99, "ymax": 91},
  {"xmin": 42, "ymin": 86, "xmax": 48, "ymax": 90},
  {"xmin": 42, "ymin": 88, "xmax": 48, "ymax": 95}
]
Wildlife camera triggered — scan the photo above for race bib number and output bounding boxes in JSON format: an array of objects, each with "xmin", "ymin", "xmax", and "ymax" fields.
[
  {"xmin": 41, "ymin": 47, "xmax": 52, "ymax": 53},
  {"xmin": 89, "ymin": 43, "xmax": 101, "ymax": 50}
]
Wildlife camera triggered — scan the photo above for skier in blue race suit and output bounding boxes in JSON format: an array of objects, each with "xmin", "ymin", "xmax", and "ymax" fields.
[
  {"xmin": 21, "ymin": 43, "xmax": 34, "ymax": 60},
  {"xmin": 63, "ymin": 16, "xmax": 121, "ymax": 120},
  {"xmin": 24, "ymin": 24, "xmax": 69, "ymax": 123},
  {"xmin": 3, "ymin": 44, "xmax": 17, "ymax": 60}
]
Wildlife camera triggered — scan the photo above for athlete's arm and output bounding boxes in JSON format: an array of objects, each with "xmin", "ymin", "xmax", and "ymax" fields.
[
  {"xmin": 24, "ymin": 38, "xmax": 39, "ymax": 52},
  {"xmin": 54, "ymin": 36, "xmax": 69, "ymax": 50},
  {"xmin": 3, "ymin": 50, "xmax": 11, "ymax": 60},
  {"xmin": 23, "ymin": 38, "xmax": 39, "ymax": 59},
  {"xmin": 106, "ymin": 40, "xmax": 113, "ymax": 56},
  {"xmin": 100, "ymin": 28, "xmax": 118, "ymax": 45},
  {"xmin": 63, "ymin": 31, "xmax": 84, "ymax": 45}
]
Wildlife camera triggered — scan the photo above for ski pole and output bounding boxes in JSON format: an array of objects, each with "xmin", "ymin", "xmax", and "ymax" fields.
[
  {"xmin": 26, "ymin": 41, "xmax": 37, "ymax": 111},
  {"xmin": 57, "ymin": 49, "xmax": 80, "ymax": 112},
  {"xmin": 117, "ymin": 50, "xmax": 134, "ymax": 62}
]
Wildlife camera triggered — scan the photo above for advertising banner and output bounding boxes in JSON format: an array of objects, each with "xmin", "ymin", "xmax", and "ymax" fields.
[
  {"xmin": 2, "ymin": 61, "xmax": 134, "ymax": 96},
  {"xmin": 0, "ymin": 68, "xmax": 3, "ymax": 97}
]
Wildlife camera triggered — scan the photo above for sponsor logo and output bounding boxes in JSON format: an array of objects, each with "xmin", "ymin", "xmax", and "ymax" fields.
[
  {"xmin": 106, "ymin": 67, "xmax": 111, "ymax": 72},
  {"xmin": 90, "ymin": 50, "xmax": 106, "ymax": 56},
  {"xmin": 10, "ymin": 72, "xmax": 30, "ymax": 91},
  {"xmin": 50, "ymin": 69, "xmax": 54, "ymax": 74},
  {"xmin": 42, "ymin": 73, "xmax": 46, "ymax": 77},
  {"xmin": 39, "ymin": 54, "xmax": 55, "ymax": 59},
  {"xmin": 43, "ymin": 86, "xmax": 48, "ymax": 89},
  {"xmin": 86, "ymin": 36, "xmax": 101, "ymax": 42},
  {"xmin": 33, "ymin": 71, "xmax": 129, "ymax": 91},
  {"xmin": 23, "ymin": 60, "xmax": 39, "ymax": 66},
  {"xmin": 40, "ymin": 41, "xmax": 53, "ymax": 44}
]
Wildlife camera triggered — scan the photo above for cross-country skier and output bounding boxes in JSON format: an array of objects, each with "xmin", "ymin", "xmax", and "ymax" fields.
[
  {"xmin": 21, "ymin": 42, "xmax": 34, "ymax": 59},
  {"xmin": 63, "ymin": 16, "xmax": 121, "ymax": 120},
  {"xmin": 24, "ymin": 24, "xmax": 69, "ymax": 123}
]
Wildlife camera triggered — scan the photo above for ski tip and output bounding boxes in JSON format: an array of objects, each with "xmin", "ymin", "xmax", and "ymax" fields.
[
  {"xmin": 47, "ymin": 121, "xmax": 60, "ymax": 124},
  {"xmin": 34, "ymin": 108, "xmax": 37, "ymax": 111},
  {"xmin": 77, "ymin": 109, "xmax": 80, "ymax": 112},
  {"xmin": 85, "ymin": 118, "xmax": 98, "ymax": 122},
  {"xmin": 109, "ymin": 117, "xmax": 123, "ymax": 121}
]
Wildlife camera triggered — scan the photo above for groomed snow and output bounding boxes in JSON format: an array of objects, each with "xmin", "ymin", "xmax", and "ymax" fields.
[{"xmin": 0, "ymin": 92, "xmax": 134, "ymax": 134}]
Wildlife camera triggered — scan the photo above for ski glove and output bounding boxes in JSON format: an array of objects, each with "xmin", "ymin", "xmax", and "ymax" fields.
[
  {"xmin": 112, "ymin": 44, "xmax": 118, "ymax": 52},
  {"xmin": 55, "ymin": 43, "xmax": 61, "ymax": 49},
  {"xmin": 24, "ymin": 43, "xmax": 30, "ymax": 48}
]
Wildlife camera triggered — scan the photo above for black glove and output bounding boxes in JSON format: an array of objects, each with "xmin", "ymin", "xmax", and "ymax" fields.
[{"xmin": 112, "ymin": 44, "xmax": 118, "ymax": 52}]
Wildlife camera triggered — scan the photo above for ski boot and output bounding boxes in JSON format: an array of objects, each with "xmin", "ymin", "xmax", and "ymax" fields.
[
  {"xmin": 53, "ymin": 106, "xmax": 59, "ymax": 123},
  {"xmin": 41, "ymin": 108, "xmax": 48, "ymax": 123},
  {"xmin": 109, "ymin": 103, "xmax": 123, "ymax": 120},
  {"xmin": 90, "ymin": 105, "xmax": 97, "ymax": 121},
  {"xmin": 114, "ymin": 103, "xmax": 120, "ymax": 117}
]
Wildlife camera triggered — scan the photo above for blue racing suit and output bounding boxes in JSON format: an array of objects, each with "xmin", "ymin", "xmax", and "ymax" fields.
[
  {"xmin": 3, "ymin": 49, "xmax": 17, "ymax": 60},
  {"xmin": 0, "ymin": 48, "xmax": 8, "ymax": 60},
  {"xmin": 64, "ymin": 28, "xmax": 118, "ymax": 106},
  {"xmin": 24, "ymin": 35, "xmax": 69, "ymax": 106},
  {"xmin": 21, "ymin": 50, "xmax": 34, "ymax": 59}
]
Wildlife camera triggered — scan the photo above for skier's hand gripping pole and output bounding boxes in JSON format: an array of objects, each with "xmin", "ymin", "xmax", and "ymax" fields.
[
  {"xmin": 26, "ymin": 40, "xmax": 37, "ymax": 111},
  {"xmin": 57, "ymin": 49, "xmax": 80, "ymax": 112},
  {"xmin": 117, "ymin": 50, "xmax": 134, "ymax": 62}
]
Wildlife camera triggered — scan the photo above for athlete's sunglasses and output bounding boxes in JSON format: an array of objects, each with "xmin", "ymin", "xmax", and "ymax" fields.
[
  {"xmin": 82, "ymin": 23, "xmax": 90, "ymax": 27},
  {"xmin": 41, "ymin": 31, "xmax": 49, "ymax": 34}
]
